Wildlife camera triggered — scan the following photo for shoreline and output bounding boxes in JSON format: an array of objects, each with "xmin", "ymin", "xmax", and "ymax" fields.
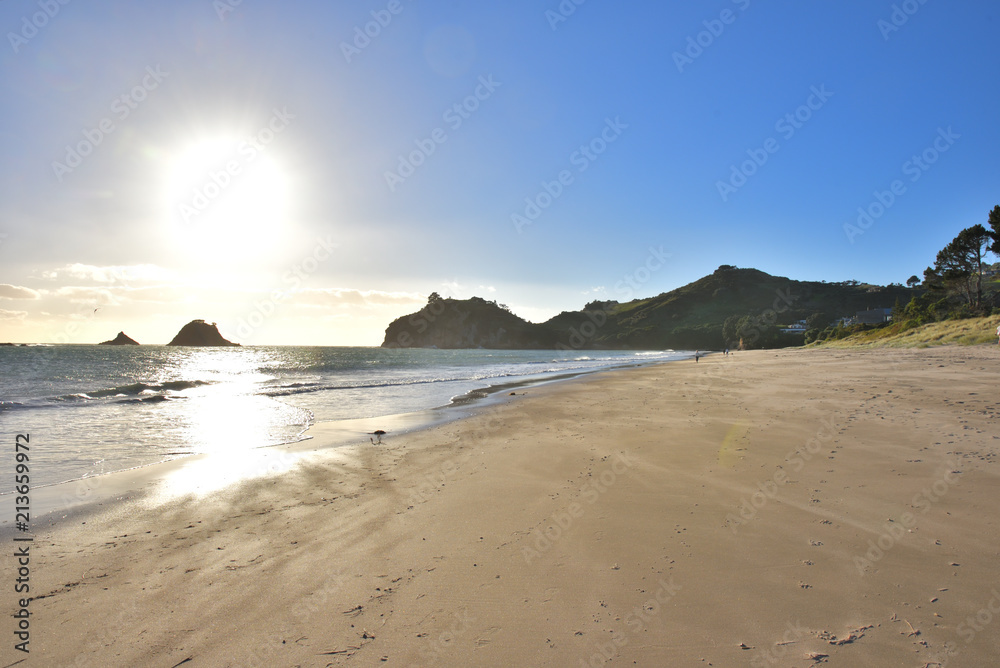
[{"xmin": 5, "ymin": 346, "xmax": 996, "ymax": 666}]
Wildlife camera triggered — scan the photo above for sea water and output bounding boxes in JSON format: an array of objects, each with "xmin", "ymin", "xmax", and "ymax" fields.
[{"xmin": 0, "ymin": 345, "xmax": 687, "ymax": 491}]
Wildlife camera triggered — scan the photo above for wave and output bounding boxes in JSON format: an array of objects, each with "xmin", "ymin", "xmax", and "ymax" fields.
[
  {"xmin": 114, "ymin": 395, "xmax": 174, "ymax": 405},
  {"xmin": 259, "ymin": 355, "xmax": 666, "ymax": 398},
  {"xmin": 53, "ymin": 380, "xmax": 213, "ymax": 402},
  {"xmin": 261, "ymin": 376, "xmax": 488, "ymax": 397}
]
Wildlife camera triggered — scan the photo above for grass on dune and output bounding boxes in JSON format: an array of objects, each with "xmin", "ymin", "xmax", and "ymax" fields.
[{"xmin": 813, "ymin": 316, "xmax": 1000, "ymax": 349}]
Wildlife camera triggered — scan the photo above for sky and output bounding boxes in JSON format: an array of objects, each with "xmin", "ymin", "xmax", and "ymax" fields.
[{"xmin": 0, "ymin": 0, "xmax": 998, "ymax": 345}]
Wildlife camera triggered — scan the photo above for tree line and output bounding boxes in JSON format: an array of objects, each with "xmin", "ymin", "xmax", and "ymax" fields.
[{"xmin": 809, "ymin": 205, "xmax": 1000, "ymax": 344}]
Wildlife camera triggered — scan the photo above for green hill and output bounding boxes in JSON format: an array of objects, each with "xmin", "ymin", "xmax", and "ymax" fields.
[{"xmin": 381, "ymin": 266, "xmax": 918, "ymax": 350}]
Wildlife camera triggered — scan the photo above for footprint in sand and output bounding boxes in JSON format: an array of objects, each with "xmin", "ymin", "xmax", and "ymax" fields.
[{"xmin": 475, "ymin": 626, "xmax": 501, "ymax": 647}]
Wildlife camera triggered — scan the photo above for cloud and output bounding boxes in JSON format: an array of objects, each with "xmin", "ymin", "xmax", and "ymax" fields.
[
  {"xmin": 294, "ymin": 288, "xmax": 425, "ymax": 309},
  {"xmin": 0, "ymin": 309, "xmax": 27, "ymax": 320},
  {"xmin": 40, "ymin": 264, "xmax": 173, "ymax": 284},
  {"xmin": 53, "ymin": 286, "xmax": 120, "ymax": 305},
  {"xmin": 120, "ymin": 285, "xmax": 186, "ymax": 303},
  {"xmin": 0, "ymin": 284, "xmax": 41, "ymax": 300}
]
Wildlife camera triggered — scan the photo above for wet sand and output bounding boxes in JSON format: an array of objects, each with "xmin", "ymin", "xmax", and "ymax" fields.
[{"xmin": 3, "ymin": 346, "xmax": 999, "ymax": 667}]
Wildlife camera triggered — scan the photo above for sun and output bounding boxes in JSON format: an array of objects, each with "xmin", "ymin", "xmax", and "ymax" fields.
[{"xmin": 162, "ymin": 135, "xmax": 292, "ymax": 259}]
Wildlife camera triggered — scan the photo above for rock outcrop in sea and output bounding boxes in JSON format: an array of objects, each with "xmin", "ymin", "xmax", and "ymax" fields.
[
  {"xmin": 166, "ymin": 320, "xmax": 240, "ymax": 347},
  {"xmin": 99, "ymin": 332, "xmax": 140, "ymax": 346}
]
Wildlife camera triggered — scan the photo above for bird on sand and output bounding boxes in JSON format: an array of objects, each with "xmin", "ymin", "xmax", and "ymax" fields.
[{"xmin": 370, "ymin": 429, "xmax": 387, "ymax": 445}]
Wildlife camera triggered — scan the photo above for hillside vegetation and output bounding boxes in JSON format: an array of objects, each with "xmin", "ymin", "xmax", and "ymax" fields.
[{"xmin": 382, "ymin": 266, "xmax": 916, "ymax": 350}]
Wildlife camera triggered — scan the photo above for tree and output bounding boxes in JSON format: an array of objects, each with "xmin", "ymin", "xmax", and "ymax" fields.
[
  {"xmin": 988, "ymin": 205, "xmax": 1000, "ymax": 255},
  {"xmin": 932, "ymin": 224, "xmax": 992, "ymax": 310},
  {"xmin": 427, "ymin": 292, "xmax": 442, "ymax": 304},
  {"xmin": 906, "ymin": 275, "xmax": 920, "ymax": 288},
  {"xmin": 722, "ymin": 314, "xmax": 750, "ymax": 347},
  {"xmin": 806, "ymin": 311, "xmax": 834, "ymax": 329}
]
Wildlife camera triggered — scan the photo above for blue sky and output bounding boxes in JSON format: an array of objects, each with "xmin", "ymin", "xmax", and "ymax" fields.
[{"xmin": 1, "ymin": 0, "xmax": 997, "ymax": 345}]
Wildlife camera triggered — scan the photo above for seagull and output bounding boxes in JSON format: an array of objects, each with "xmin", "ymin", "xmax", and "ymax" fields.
[{"xmin": 370, "ymin": 429, "xmax": 387, "ymax": 445}]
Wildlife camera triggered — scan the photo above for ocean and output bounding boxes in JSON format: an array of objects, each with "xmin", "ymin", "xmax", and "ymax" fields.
[{"xmin": 0, "ymin": 345, "xmax": 688, "ymax": 493}]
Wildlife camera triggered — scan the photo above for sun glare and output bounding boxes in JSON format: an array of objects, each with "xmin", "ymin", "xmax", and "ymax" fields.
[{"xmin": 162, "ymin": 135, "xmax": 292, "ymax": 259}]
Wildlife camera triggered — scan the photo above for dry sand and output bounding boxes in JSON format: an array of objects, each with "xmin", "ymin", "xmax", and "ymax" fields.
[{"xmin": 3, "ymin": 346, "xmax": 999, "ymax": 667}]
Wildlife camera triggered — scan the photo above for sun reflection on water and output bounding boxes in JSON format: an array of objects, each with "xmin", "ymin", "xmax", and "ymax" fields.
[{"xmin": 149, "ymin": 347, "xmax": 312, "ymax": 499}]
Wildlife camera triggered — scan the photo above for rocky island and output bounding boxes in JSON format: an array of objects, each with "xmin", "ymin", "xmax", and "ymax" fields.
[
  {"xmin": 166, "ymin": 320, "xmax": 240, "ymax": 347},
  {"xmin": 99, "ymin": 332, "xmax": 140, "ymax": 346}
]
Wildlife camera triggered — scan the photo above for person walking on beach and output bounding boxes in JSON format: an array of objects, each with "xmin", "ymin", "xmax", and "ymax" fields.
[{"xmin": 695, "ymin": 350, "xmax": 700, "ymax": 363}]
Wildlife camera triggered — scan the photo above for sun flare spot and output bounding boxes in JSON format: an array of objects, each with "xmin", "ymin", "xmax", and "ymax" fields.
[
  {"xmin": 718, "ymin": 422, "xmax": 749, "ymax": 467},
  {"xmin": 162, "ymin": 135, "xmax": 292, "ymax": 259}
]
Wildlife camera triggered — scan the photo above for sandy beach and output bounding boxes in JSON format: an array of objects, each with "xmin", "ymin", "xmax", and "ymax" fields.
[{"xmin": 4, "ymin": 346, "xmax": 999, "ymax": 667}]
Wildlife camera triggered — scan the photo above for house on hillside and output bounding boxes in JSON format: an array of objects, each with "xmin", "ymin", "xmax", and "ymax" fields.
[
  {"xmin": 852, "ymin": 308, "xmax": 893, "ymax": 325},
  {"xmin": 780, "ymin": 320, "xmax": 808, "ymax": 334}
]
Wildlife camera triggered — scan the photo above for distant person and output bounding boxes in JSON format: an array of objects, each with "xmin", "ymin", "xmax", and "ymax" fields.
[
  {"xmin": 724, "ymin": 348, "xmax": 729, "ymax": 356},
  {"xmin": 996, "ymin": 324, "xmax": 1000, "ymax": 345},
  {"xmin": 695, "ymin": 350, "xmax": 700, "ymax": 363}
]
